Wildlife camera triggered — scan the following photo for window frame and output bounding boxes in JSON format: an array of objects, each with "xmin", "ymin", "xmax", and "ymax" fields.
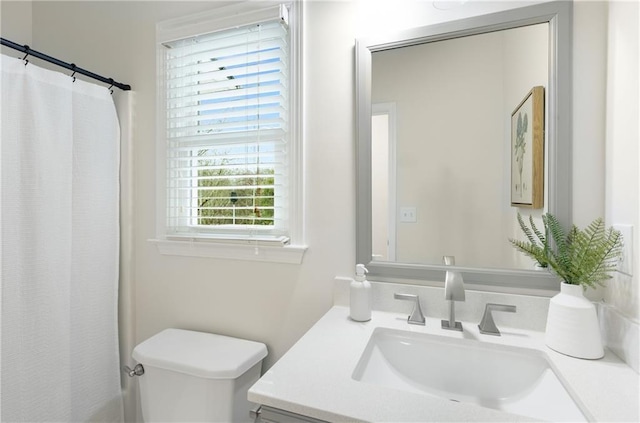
[{"xmin": 152, "ymin": 1, "xmax": 305, "ymax": 263}]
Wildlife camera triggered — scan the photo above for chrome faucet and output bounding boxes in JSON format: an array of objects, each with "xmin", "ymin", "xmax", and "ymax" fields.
[
  {"xmin": 394, "ymin": 293, "xmax": 425, "ymax": 325},
  {"xmin": 478, "ymin": 303, "xmax": 517, "ymax": 336},
  {"xmin": 441, "ymin": 256, "xmax": 465, "ymax": 332}
]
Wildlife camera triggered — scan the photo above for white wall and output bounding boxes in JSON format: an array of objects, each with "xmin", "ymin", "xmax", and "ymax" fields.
[
  {"xmin": 0, "ymin": 1, "xmax": 32, "ymax": 54},
  {"xmin": 572, "ymin": 1, "xmax": 608, "ymax": 230},
  {"xmin": 605, "ymin": 0, "xmax": 639, "ymax": 321},
  {"xmin": 1, "ymin": 0, "xmax": 627, "ymax": 418},
  {"xmin": 602, "ymin": 0, "xmax": 639, "ymax": 371}
]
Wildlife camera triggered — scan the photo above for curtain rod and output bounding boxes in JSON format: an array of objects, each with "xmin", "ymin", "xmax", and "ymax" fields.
[{"xmin": 1, "ymin": 37, "xmax": 131, "ymax": 91}]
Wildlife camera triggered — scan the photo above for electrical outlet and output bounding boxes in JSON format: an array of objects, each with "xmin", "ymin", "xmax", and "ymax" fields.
[
  {"xmin": 400, "ymin": 207, "xmax": 417, "ymax": 223},
  {"xmin": 613, "ymin": 224, "xmax": 633, "ymax": 276}
]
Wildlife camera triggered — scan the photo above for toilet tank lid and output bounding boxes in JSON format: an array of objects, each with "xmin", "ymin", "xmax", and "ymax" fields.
[{"xmin": 132, "ymin": 329, "xmax": 267, "ymax": 379}]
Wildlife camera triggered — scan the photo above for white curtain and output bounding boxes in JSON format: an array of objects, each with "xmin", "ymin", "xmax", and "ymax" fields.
[{"xmin": 1, "ymin": 54, "xmax": 124, "ymax": 422}]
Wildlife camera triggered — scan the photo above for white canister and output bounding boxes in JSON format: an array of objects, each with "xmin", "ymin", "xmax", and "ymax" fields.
[{"xmin": 545, "ymin": 282, "xmax": 604, "ymax": 359}]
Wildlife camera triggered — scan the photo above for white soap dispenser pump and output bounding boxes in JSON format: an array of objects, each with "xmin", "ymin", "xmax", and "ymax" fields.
[{"xmin": 350, "ymin": 264, "xmax": 372, "ymax": 322}]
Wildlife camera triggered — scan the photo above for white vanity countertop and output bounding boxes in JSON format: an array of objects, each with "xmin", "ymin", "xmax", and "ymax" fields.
[{"xmin": 248, "ymin": 306, "xmax": 640, "ymax": 422}]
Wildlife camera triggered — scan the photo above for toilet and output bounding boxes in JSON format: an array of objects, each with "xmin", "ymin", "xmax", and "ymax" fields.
[{"xmin": 132, "ymin": 328, "xmax": 267, "ymax": 422}]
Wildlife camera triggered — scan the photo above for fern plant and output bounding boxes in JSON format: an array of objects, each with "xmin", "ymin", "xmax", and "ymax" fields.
[{"xmin": 510, "ymin": 213, "xmax": 623, "ymax": 289}]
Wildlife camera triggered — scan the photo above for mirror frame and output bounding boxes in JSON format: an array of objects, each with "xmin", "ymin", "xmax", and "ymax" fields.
[{"xmin": 356, "ymin": 1, "xmax": 572, "ymax": 293}]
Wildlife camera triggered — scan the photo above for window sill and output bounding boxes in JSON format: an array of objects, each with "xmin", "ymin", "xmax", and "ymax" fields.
[{"xmin": 149, "ymin": 238, "xmax": 307, "ymax": 264}]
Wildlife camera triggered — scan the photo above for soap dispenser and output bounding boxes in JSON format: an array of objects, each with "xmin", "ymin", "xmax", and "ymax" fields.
[{"xmin": 350, "ymin": 264, "xmax": 372, "ymax": 322}]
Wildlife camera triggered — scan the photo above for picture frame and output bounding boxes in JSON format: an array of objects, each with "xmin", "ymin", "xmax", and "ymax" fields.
[{"xmin": 511, "ymin": 86, "xmax": 545, "ymax": 208}]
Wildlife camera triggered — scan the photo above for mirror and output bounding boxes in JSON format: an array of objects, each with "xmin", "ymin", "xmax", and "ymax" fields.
[
  {"xmin": 356, "ymin": 2, "xmax": 572, "ymax": 292},
  {"xmin": 372, "ymin": 23, "xmax": 549, "ymax": 269}
]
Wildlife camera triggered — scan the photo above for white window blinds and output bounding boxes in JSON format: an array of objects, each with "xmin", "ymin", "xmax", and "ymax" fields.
[{"xmin": 163, "ymin": 16, "xmax": 290, "ymax": 241}]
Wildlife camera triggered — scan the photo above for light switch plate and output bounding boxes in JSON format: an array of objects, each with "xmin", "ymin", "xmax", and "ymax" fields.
[
  {"xmin": 613, "ymin": 224, "xmax": 633, "ymax": 276},
  {"xmin": 400, "ymin": 207, "xmax": 417, "ymax": 223}
]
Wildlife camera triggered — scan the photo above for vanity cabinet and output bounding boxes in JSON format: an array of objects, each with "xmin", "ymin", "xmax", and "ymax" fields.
[{"xmin": 253, "ymin": 405, "xmax": 328, "ymax": 423}]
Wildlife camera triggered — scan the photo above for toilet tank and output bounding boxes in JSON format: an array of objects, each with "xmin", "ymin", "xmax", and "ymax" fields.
[{"xmin": 132, "ymin": 329, "xmax": 267, "ymax": 423}]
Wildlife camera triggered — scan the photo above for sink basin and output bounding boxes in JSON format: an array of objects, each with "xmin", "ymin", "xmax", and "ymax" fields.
[{"xmin": 352, "ymin": 328, "xmax": 588, "ymax": 422}]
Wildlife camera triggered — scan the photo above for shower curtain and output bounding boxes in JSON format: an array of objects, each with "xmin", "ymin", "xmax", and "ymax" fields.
[{"xmin": 1, "ymin": 54, "xmax": 124, "ymax": 422}]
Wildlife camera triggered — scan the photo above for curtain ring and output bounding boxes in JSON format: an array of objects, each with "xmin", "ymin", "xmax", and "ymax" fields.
[
  {"xmin": 22, "ymin": 45, "xmax": 30, "ymax": 66},
  {"xmin": 108, "ymin": 78, "xmax": 114, "ymax": 95},
  {"xmin": 70, "ymin": 64, "xmax": 77, "ymax": 82}
]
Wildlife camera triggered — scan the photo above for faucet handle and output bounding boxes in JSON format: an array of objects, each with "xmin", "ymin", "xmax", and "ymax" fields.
[
  {"xmin": 394, "ymin": 293, "xmax": 425, "ymax": 325},
  {"xmin": 478, "ymin": 303, "xmax": 517, "ymax": 336}
]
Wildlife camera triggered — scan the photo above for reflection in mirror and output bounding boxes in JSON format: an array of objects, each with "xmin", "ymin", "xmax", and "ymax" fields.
[
  {"xmin": 372, "ymin": 103, "xmax": 396, "ymax": 262},
  {"xmin": 356, "ymin": 1, "xmax": 572, "ymax": 292},
  {"xmin": 371, "ymin": 24, "xmax": 549, "ymax": 271}
]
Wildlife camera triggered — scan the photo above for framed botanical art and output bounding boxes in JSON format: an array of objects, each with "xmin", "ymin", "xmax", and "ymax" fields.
[{"xmin": 511, "ymin": 86, "xmax": 544, "ymax": 208}]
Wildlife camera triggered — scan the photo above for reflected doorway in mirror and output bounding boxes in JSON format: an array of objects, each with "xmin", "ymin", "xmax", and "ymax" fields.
[{"xmin": 371, "ymin": 102, "xmax": 397, "ymax": 262}]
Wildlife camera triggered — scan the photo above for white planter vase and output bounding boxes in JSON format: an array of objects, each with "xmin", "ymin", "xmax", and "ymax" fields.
[{"xmin": 545, "ymin": 282, "xmax": 604, "ymax": 359}]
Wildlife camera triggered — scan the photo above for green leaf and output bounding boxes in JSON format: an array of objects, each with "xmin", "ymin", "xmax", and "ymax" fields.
[{"xmin": 509, "ymin": 213, "xmax": 623, "ymax": 289}]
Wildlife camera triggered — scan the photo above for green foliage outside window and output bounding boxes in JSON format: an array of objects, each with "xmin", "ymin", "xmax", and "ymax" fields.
[{"xmin": 196, "ymin": 154, "xmax": 275, "ymax": 226}]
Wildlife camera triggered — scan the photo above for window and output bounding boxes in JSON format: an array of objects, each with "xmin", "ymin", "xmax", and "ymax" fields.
[{"xmin": 154, "ymin": 2, "xmax": 304, "ymax": 262}]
